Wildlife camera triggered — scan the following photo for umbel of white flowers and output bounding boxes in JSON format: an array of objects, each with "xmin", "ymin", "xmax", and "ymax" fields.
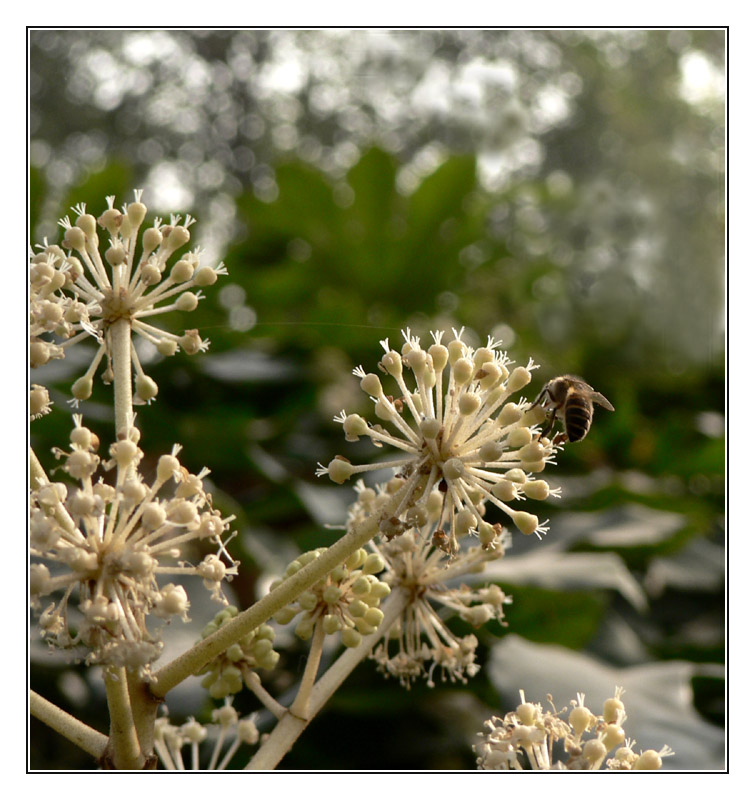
[
  {"xmin": 30, "ymin": 190, "xmax": 227, "ymax": 404},
  {"xmin": 30, "ymin": 416, "xmax": 238, "ymax": 670},
  {"xmin": 475, "ymin": 687, "xmax": 675, "ymax": 770},
  {"xmin": 319, "ymin": 328, "xmax": 559, "ymax": 555}
]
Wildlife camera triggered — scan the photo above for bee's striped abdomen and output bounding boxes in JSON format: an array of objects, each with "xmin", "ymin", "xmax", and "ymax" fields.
[{"xmin": 564, "ymin": 394, "xmax": 593, "ymax": 442}]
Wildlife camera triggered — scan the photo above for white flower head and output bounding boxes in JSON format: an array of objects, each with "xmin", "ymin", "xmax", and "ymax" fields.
[
  {"xmin": 318, "ymin": 329, "xmax": 558, "ymax": 553},
  {"xmin": 31, "ymin": 191, "xmax": 227, "ymax": 404},
  {"xmin": 30, "ymin": 416, "xmax": 238, "ymax": 672},
  {"xmin": 348, "ymin": 480, "xmax": 512, "ymax": 688},
  {"xmin": 475, "ymin": 687, "xmax": 675, "ymax": 771}
]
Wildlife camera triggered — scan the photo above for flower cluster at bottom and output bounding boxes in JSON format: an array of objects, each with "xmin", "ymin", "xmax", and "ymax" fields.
[
  {"xmin": 154, "ymin": 699, "xmax": 259, "ymax": 770},
  {"xmin": 475, "ymin": 687, "xmax": 674, "ymax": 770}
]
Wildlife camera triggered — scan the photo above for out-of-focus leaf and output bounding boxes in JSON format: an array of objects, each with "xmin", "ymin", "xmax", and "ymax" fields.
[
  {"xmin": 645, "ymin": 537, "xmax": 725, "ymax": 597},
  {"xmin": 487, "ymin": 634, "xmax": 725, "ymax": 770},
  {"xmin": 551, "ymin": 504, "xmax": 686, "ymax": 548},
  {"xmin": 485, "ymin": 547, "xmax": 648, "ymax": 611}
]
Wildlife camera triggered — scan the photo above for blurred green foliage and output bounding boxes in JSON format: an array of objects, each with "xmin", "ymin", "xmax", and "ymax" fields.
[{"xmin": 29, "ymin": 29, "xmax": 724, "ymax": 770}]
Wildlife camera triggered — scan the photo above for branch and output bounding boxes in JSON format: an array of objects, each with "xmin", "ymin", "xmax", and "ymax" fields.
[
  {"xmin": 30, "ymin": 690, "xmax": 108, "ymax": 760},
  {"xmin": 151, "ymin": 484, "xmax": 411, "ymax": 699},
  {"xmin": 245, "ymin": 587, "xmax": 409, "ymax": 770}
]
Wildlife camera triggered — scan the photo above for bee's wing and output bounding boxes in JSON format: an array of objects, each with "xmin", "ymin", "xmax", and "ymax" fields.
[{"xmin": 591, "ymin": 392, "xmax": 615, "ymax": 411}]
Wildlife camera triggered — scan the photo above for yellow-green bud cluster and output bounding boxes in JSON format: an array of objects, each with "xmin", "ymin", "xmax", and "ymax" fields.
[
  {"xmin": 271, "ymin": 547, "xmax": 390, "ymax": 650},
  {"xmin": 197, "ymin": 606, "xmax": 279, "ymax": 699}
]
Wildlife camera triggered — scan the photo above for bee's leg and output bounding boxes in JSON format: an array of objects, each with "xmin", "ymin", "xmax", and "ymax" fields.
[
  {"xmin": 526, "ymin": 386, "xmax": 547, "ymax": 411},
  {"xmin": 537, "ymin": 408, "xmax": 557, "ymax": 441}
]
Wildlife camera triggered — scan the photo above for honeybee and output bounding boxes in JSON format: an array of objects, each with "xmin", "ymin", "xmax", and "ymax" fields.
[{"xmin": 528, "ymin": 375, "xmax": 614, "ymax": 444}]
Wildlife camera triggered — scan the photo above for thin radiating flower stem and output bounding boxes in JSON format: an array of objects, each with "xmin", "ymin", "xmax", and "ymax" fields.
[
  {"xmin": 244, "ymin": 673, "xmax": 287, "ymax": 719},
  {"xmin": 245, "ymin": 588, "xmax": 409, "ymax": 770},
  {"xmin": 288, "ymin": 617, "xmax": 326, "ymax": 719},
  {"xmin": 150, "ymin": 485, "xmax": 412, "ymax": 700},
  {"xmin": 30, "ymin": 690, "xmax": 108, "ymax": 759}
]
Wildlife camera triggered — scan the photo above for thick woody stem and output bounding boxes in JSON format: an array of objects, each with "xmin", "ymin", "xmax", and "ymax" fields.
[
  {"xmin": 103, "ymin": 667, "xmax": 144, "ymax": 769},
  {"xmin": 110, "ymin": 317, "xmax": 133, "ymax": 440},
  {"xmin": 288, "ymin": 618, "xmax": 326, "ymax": 719}
]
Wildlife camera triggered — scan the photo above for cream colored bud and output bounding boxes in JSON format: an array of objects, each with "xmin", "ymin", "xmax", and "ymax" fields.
[
  {"xmin": 420, "ymin": 417, "xmax": 441, "ymax": 439},
  {"xmin": 506, "ymin": 366, "xmax": 532, "ymax": 392},
  {"xmin": 513, "ymin": 511, "xmax": 539, "ymax": 536},
  {"xmin": 380, "ymin": 351, "xmax": 403, "ymax": 377},
  {"xmin": 602, "ymin": 723, "xmax": 625, "ymax": 751},
  {"xmin": 359, "ymin": 372, "xmax": 383, "ymax": 397},
  {"xmin": 341, "ymin": 628, "xmax": 362, "ymax": 648},
  {"xmin": 507, "ymin": 427, "xmax": 532, "ymax": 447},
  {"xmin": 136, "ymin": 375, "xmax": 159, "ymax": 402},
  {"xmin": 569, "ymin": 705, "xmax": 593, "ymax": 736},
  {"xmin": 518, "ymin": 442, "xmax": 545, "ymax": 462},
  {"xmin": 479, "ymin": 441, "xmax": 503, "ymax": 462},
  {"xmin": 63, "ymin": 226, "xmax": 87, "ymax": 251},
  {"xmin": 505, "ymin": 468, "xmax": 526, "ymax": 483},
  {"xmin": 633, "ymin": 750, "xmax": 663, "ymax": 770},
  {"xmin": 428, "ymin": 343, "xmax": 448, "ymax": 371},
  {"xmin": 459, "ymin": 392, "xmax": 481, "ymax": 416},
  {"xmin": 157, "ymin": 454, "xmax": 181, "ymax": 482},
  {"xmin": 171, "ymin": 259, "xmax": 195, "ymax": 283},
  {"xmin": 157, "ymin": 338, "xmax": 178, "ymax": 356},
  {"xmin": 127, "ymin": 201, "xmax": 147, "ymax": 228},
  {"xmin": 327, "ymin": 456, "xmax": 354, "ymax": 484},
  {"xmin": 176, "ymin": 291, "xmax": 199, "ymax": 312},
  {"xmin": 497, "ymin": 402, "xmax": 523, "ymax": 426},
  {"xmin": 492, "ymin": 480, "xmax": 517, "ymax": 501},
  {"xmin": 453, "ymin": 358, "xmax": 474, "ymax": 385},
  {"xmin": 142, "ymin": 226, "xmax": 162, "ymax": 254},
  {"xmin": 193, "ymin": 265, "xmax": 218, "ymax": 286},
  {"xmin": 523, "ymin": 480, "xmax": 550, "ymax": 500}
]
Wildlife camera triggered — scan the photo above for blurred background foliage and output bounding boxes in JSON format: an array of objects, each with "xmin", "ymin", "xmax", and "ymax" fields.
[{"xmin": 29, "ymin": 29, "xmax": 725, "ymax": 770}]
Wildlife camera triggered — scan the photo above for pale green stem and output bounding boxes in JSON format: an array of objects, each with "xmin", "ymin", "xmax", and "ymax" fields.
[
  {"xmin": 245, "ymin": 587, "xmax": 409, "ymax": 770},
  {"xmin": 288, "ymin": 617, "xmax": 326, "ymax": 719},
  {"xmin": 244, "ymin": 672, "xmax": 287, "ymax": 719},
  {"xmin": 103, "ymin": 667, "xmax": 143, "ymax": 769},
  {"xmin": 30, "ymin": 690, "xmax": 108, "ymax": 760},
  {"xmin": 110, "ymin": 317, "xmax": 133, "ymax": 439},
  {"xmin": 151, "ymin": 484, "xmax": 413, "ymax": 700}
]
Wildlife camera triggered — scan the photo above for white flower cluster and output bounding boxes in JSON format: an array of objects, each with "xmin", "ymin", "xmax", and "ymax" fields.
[
  {"xmin": 475, "ymin": 688, "xmax": 674, "ymax": 770},
  {"xmin": 30, "ymin": 191, "xmax": 227, "ymax": 404},
  {"xmin": 342, "ymin": 480, "xmax": 511, "ymax": 687},
  {"xmin": 30, "ymin": 416, "xmax": 238, "ymax": 670},
  {"xmin": 154, "ymin": 700, "xmax": 260, "ymax": 770},
  {"xmin": 319, "ymin": 329, "xmax": 559, "ymax": 555}
]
